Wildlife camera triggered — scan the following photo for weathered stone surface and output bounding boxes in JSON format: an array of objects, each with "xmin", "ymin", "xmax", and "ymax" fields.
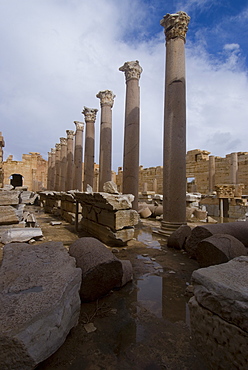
[
  {"xmin": 80, "ymin": 219, "xmax": 134, "ymax": 246},
  {"xmin": 139, "ymin": 206, "xmax": 152, "ymax": 218},
  {"xmin": 193, "ymin": 209, "xmax": 207, "ymax": 220},
  {"xmin": 103, "ymin": 181, "xmax": 119, "ymax": 194},
  {"xmin": 0, "ymin": 205, "xmax": 19, "ymax": 225},
  {"xmin": 185, "ymin": 221, "xmax": 248, "ymax": 258},
  {"xmin": 196, "ymin": 234, "xmax": 247, "ymax": 267},
  {"xmin": 186, "ymin": 206, "xmax": 195, "ymax": 220},
  {"xmin": 0, "ymin": 191, "xmax": 20, "ymax": 206},
  {"xmin": 69, "ymin": 237, "xmax": 123, "ymax": 301},
  {"xmin": 167, "ymin": 225, "xmax": 192, "ymax": 250},
  {"xmin": 75, "ymin": 192, "xmax": 134, "ymax": 211},
  {"xmin": 191, "ymin": 256, "xmax": 248, "ymax": 332},
  {"xmin": 81, "ymin": 206, "xmax": 139, "ymax": 231},
  {"xmin": 0, "ymin": 242, "xmax": 81, "ymax": 370},
  {"xmin": 1, "ymin": 227, "xmax": 43, "ymax": 244}
]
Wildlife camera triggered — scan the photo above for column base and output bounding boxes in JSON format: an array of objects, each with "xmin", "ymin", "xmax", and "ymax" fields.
[{"xmin": 157, "ymin": 221, "xmax": 187, "ymax": 238}]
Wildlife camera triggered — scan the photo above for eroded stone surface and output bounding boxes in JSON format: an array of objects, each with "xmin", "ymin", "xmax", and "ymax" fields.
[
  {"xmin": 0, "ymin": 205, "xmax": 19, "ymax": 225},
  {"xmin": 1, "ymin": 227, "xmax": 43, "ymax": 244},
  {"xmin": 75, "ymin": 192, "xmax": 134, "ymax": 211},
  {"xmin": 0, "ymin": 190, "xmax": 20, "ymax": 206},
  {"xmin": 167, "ymin": 225, "xmax": 192, "ymax": 250},
  {"xmin": 0, "ymin": 241, "xmax": 81, "ymax": 370}
]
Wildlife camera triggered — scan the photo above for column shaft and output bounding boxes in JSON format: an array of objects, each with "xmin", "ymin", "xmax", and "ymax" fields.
[
  {"xmin": 66, "ymin": 130, "xmax": 74, "ymax": 191},
  {"xmin": 50, "ymin": 148, "xmax": 56, "ymax": 190},
  {"xmin": 74, "ymin": 122, "xmax": 84, "ymax": 191},
  {"xmin": 55, "ymin": 144, "xmax": 61, "ymax": 191},
  {"xmin": 230, "ymin": 152, "xmax": 238, "ymax": 184},
  {"xmin": 209, "ymin": 155, "xmax": 215, "ymax": 193},
  {"xmin": 60, "ymin": 137, "xmax": 67, "ymax": 192}
]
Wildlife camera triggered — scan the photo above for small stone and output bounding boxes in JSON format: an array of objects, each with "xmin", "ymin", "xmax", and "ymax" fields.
[
  {"xmin": 142, "ymin": 253, "xmax": 148, "ymax": 257},
  {"xmin": 151, "ymin": 257, "xmax": 156, "ymax": 261},
  {"xmin": 179, "ymin": 262, "xmax": 185, "ymax": 265},
  {"xmin": 112, "ymin": 248, "xmax": 119, "ymax": 253},
  {"xmin": 144, "ymin": 261, "xmax": 153, "ymax": 264},
  {"xmin": 110, "ymin": 308, "xmax": 117, "ymax": 314},
  {"xmin": 168, "ymin": 270, "xmax": 176, "ymax": 274},
  {"xmin": 50, "ymin": 221, "xmax": 62, "ymax": 226},
  {"xmin": 84, "ymin": 323, "xmax": 97, "ymax": 333},
  {"xmin": 28, "ymin": 239, "xmax": 36, "ymax": 244}
]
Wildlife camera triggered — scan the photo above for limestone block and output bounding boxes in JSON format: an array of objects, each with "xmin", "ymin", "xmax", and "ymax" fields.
[
  {"xmin": 1, "ymin": 227, "xmax": 43, "ymax": 244},
  {"xmin": 185, "ymin": 221, "xmax": 248, "ymax": 258},
  {"xmin": 191, "ymin": 256, "xmax": 248, "ymax": 332},
  {"xmin": 138, "ymin": 206, "xmax": 152, "ymax": 218},
  {"xmin": 0, "ymin": 206, "xmax": 19, "ymax": 225},
  {"xmin": 0, "ymin": 190, "xmax": 20, "ymax": 206},
  {"xmin": 103, "ymin": 181, "xmax": 119, "ymax": 194},
  {"xmin": 195, "ymin": 234, "xmax": 247, "ymax": 267},
  {"xmin": 75, "ymin": 192, "xmax": 134, "ymax": 211},
  {"xmin": 80, "ymin": 218, "xmax": 134, "ymax": 246},
  {"xmin": 0, "ymin": 242, "xmax": 82, "ymax": 370},
  {"xmin": 61, "ymin": 200, "xmax": 76, "ymax": 213},
  {"xmin": 61, "ymin": 210, "xmax": 75, "ymax": 224},
  {"xmin": 69, "ymin": 237, "xmax": 123, "ymax": 301},
  {"xmin": 193, "ymin": 209, "xmax": 207, "ymax": 220},
  {"xmin": 186, "ymin": 206, "xmax": 195, "ymax": 220},
  {"xmin": 167, "ymin": 225, "xmax": 192, "ymax": 250}
]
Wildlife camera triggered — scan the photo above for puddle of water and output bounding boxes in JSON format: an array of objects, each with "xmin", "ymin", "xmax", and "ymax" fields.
[{"xmin": 136, "ymin": 229, "xmax": 161, "ymax": 249}]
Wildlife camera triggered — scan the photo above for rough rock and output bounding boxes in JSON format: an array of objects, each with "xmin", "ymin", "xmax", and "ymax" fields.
[
  {"xmin": 196, "ymin": 234, "xmax": 247, "ymax": 267},
  {"xmin": 103, "ymin": 181, "xmax": 119, "ymax": 194},
  {"xmin": 0, "ymin": 205, "xmax": 19, "ymax": 225},
  {"xmin": 69, "ymin": 237, "xmax": 123, "ymax": 301},
  {"xmin": 185, "ymin": 221, "xmax": 248, "ymax": 258},
  {"xmin": 1, "ymin": 227, "xmax": 43, "ymax": 244},
  {"xmin": 167, "ymin": 225, "xmax": 192, "ymax": 250},
  {"xmin": 0, "ymin": 241, "xmax": 82, "ymax": 370}
]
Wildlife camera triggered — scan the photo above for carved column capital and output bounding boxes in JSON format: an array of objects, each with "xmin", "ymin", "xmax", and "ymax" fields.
[
  {"xmin": 74, "ymin": 121, "xmax": 84, "ymax": 131},
  {"xmin": 66, "ymin": 129, "xmax": 74, "ymax": 139},
  {"xmin": 55, "ymin": 143, "xmax": 61, "ymax": 151},
  {"xmin": 160, "ymin": 11, "xmax": 190, "ymax": 42},
  {"xmin": 60, "ymin": 137, "xmax": 67, "ymax": 146},
  {"xmin": 82, "ymin": 107, "xmax": 98, "ymax": 123},
  {"xmin": 119, "ymin": 60, "xmax": 143, "ymax": 82},
  {"xmin": 96, "ymin": 90, "xmax": 116, "ymax": 108},
  {"xmin": 51, "ymin": 148, "xmax": 56, "ymax": 154}
]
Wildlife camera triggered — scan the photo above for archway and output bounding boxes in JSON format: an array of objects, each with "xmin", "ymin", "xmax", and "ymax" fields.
[{"xmin": 10, "ymin": 174, "xmax": 23, "ymax": 188}]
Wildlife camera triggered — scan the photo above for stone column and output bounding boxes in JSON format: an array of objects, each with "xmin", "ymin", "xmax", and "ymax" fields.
[
  {"xmin": 153, "ymin": 178, "xmax": 158, "ymax": 193},
  {"xmin": 66, "ymin": 129, "xmax": 74, "ymax": 191},
  {"xmin": 230, "ymin": 152, "xmax": 238, "ymax": 184},
  {"xmin": 50, "ymin": 148, "xmax": 56, "ymax": 190},
  {"xmin": 209, "ymin": 155, "xmax": 215, "ymax": 193},
  {"xmin": 160, "ymin": 11, "xmax": 190, "ymax": 236},
  {"xmin": 82, "ymin": 107, "xmax": 98, "ymax": 191},
  {"xmin": 96, "ymin": 90, "xmax": 115, "ymax": 191},
  {"xmin": 47, "ymin": 152, "xmax": 52, "ymax": 190},
  {"xmin": 55, "ymin": 143, "xmax": 61, "ymax": 191},
  {"xmin": 119, "ymin": 60, "xmax": 142, "ymax": 211},
  {"xmin": 60, "ymin": 137, "xmax": 67, "ymax": 192},
  {"xmin": 74, "ymin": 121, "xmax": 84, "ymax": 191}
]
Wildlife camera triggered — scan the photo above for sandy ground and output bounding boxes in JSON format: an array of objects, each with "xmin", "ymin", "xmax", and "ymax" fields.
[{"xmin": 1, "ymin": 206, "xmax": 209, "ymax": 369}]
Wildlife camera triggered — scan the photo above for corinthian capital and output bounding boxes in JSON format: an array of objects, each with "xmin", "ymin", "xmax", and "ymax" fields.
[
  {"xmin": 96, "ymin": 90, "xmax": 116, "ymax": 108},
  {"xmin": 74, "ymin": 121, "xmax": 84, "ymax": 131},
  {"xmin": 160, "ymin": 11, "xmax": 190, "ymax": 42},
  {"xmin": 60, "ymin": 137, "xmax": 67, "ymax": 146},
  {"xmin": 66, "ymin": 129, "xmax": 74, "ymax": 139},
  {"xmin": 119, "ymin": 60, "xmax": 143, "ymax": 82},
  {"xmin": 82, "ymin": 107, "xmax": 98, "ymax": 123},
  {"xmin": 55, "ymin": 143, "xmax": 61, "ymax": 151}
]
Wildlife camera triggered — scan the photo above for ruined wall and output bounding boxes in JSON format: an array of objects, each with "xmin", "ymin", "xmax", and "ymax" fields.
[{"xmin": 3, "ymin": 152, "xmax": 47, "ymax": 191}]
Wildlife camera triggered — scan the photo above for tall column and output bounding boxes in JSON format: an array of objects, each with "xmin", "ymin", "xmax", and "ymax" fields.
[
  {"xmin": 209, "ymin": 155, "xmax": 215, "ymax": 193},
  {"xmin": 60, "ymin": 137, "xmax": 67, "ymax": 192},
  {"xmin": 74, "ymin": 121, "xmax": 84, "ymax": 191},
  {"xmin": 55, "ymin": 143, "xmax": 61, "ymax": 191},
  {"xmin": 96, "ymin": 90, "xmax": 115, "ymax": 191},
  {"xmin": 50, "ymin": 148, "xmax": 56, "ymax": 190},
  {"xmin": 47, "ymin": 152, "xmax": 51, "ymax": 190},
  {"xmin": 160, "ymin": 11, "xmax": 190, "ymax": 236},
  {"xmin": 230, "ymin": 152, "xmax": 238, "ymax": 184},
  {"xmin": 66, "ymin": 129, "xmax": 74, "ymax": 191},
  {"xmin": 82, "ymin": 107, "xmax": 98, "ymax": 191},
  {"xmin": 119, "ymin": 60, "xmax": 142, "ymax": 210}
]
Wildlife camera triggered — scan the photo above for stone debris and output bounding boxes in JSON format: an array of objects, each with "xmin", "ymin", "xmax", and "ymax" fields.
[
  {"xmin": 0, "ymin": 241, "xmax": 82, "ymax": 370},
  {"xmin": 0, "ymin": 205, "xmax": 19, "ymax": 225},
  {"xmin": 195, "ymin": 233, "xmax": 247, "ymax": 267},
  {"xmin": 189, "ymin": 256, "xmax": 248, "ymax": 369},
  {"xmin": 50, "ymin": 221, "xmax": 62, "ymax": 226},
  {"xmin": 103, "ymin": 181, "xmax": 119, "ymax": 194},
  {"xmin": 84, "ymin": 323, "xmax": 97, "ymax": 333},
  {"xmin": 69, "ymin": 237, "xmax": 133, "ymax": 302},
  {"xmin": 1, "ymin": 227, "xmax": 43, "ymax": 244}
]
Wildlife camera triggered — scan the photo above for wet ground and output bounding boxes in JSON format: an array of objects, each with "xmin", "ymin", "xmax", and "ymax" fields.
[{"xmin": 2, "ymin": 207, "xmax": 209, "ymax": 369}]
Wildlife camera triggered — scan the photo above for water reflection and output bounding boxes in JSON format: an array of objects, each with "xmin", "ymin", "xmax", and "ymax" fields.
[{"xmin": 136, "ymin": 229, "xmax": 161, "ymax": 249}]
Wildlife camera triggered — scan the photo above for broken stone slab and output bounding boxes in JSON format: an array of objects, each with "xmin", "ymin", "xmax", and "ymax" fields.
[
  {"xmin": 193, "ymin": 209, "xmax": 207, "ymax": 220},
  {"xmin": 74, "ymin": 192, "xmax": 134, "ymax": 211},
  {"xmin": 69, "ymin": 237, "xmax": 123, "ymax": 302},
  {"xmin": 138, "ymin": 206, "xmax": 152, "ymax": 218},
  {"xmin": 185, "ymin": 221, "xmax": 248, "ymax": 258},
  {"xmin": 103, "ymin": 181, "xmax": 119, "ymax": 194},
  {"xmin": 191, "ymin": 256, "xmax": 248, "ymax": 332},
  {"xmin": 167, "ymin": 225, "xmax": 192, "ymax": 250},
  {"xmin": 81, "ymin": 205, "xmax": 139, "ymax": 231},
  {"xmin": 0, "ymin": 190, "xmax": 20, "ymax": 206},
  {"xmin": 14, "ymin": 204, "xmax": 25, "ymax": 221},
  {"xmin": 195, "ymin": 234, "xmax": 248, "ymax": 267},
  {"xmin": 0, "ymin": 241, "xmax": 82, "ymax": 370},
  {"xmin": 1, "ymin": 227, "xmax": 43, "ymax": 244},
  {"xmin": 0, "ymin": 205, "xmax": 19, "ymax": 225},
  {"xmin": 80, "ymin": 218, "xmax": 135, "ymax": 246}
]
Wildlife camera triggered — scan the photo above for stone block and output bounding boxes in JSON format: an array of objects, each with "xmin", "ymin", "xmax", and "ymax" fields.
[
  {"xmin": 167, "ymin": 225, "xmax": 192, "ymax": 250},
  {"xmin": 1, "ymin": 227, "xmax": 43, "ymax": 244},
  {"xmin": 0, "ymin": 206, "xmax": 19, "ymax": 225},
  {"xmin": 139, "ymin": 206, "xmax": 152, "ymax": 218},
  {"xmin": 0, "ymin": 242, "xmax": 81, "ymax": 369},
  {"xmin": 195, "ymin": 234, "xmax": 247, "ymax": 267},
  {"xmin": 75, "ymin": 192, "xmax": 134, "ymax": 211},
  {"xmin": 103, "ymin": 181, "xmax": 119, "ymax": 194},
  {"xmin": 0, "ymin": 191, "xmax": 20, "ymax": 206},
  {"xmin": 69, "ymin": 237, "xmax": 123, "ymax": 301}
]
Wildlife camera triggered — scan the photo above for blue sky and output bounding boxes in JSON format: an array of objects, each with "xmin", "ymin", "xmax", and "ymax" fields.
[{"xmin": 1, "ymin": 0, "xmax": 248, "ymax": 172}]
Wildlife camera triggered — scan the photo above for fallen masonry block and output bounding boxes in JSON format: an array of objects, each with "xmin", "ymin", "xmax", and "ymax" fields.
[
  {"xmin": 0, "ymin": 205, "xmax": 19, "ymax": 225},
  {"xmin": 0, "ymin": 241, "xmax": 82, "ymax": 370},
  {"xmin": 1, "ymin": 227, "xmax": 43, "ymax": 244}
]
